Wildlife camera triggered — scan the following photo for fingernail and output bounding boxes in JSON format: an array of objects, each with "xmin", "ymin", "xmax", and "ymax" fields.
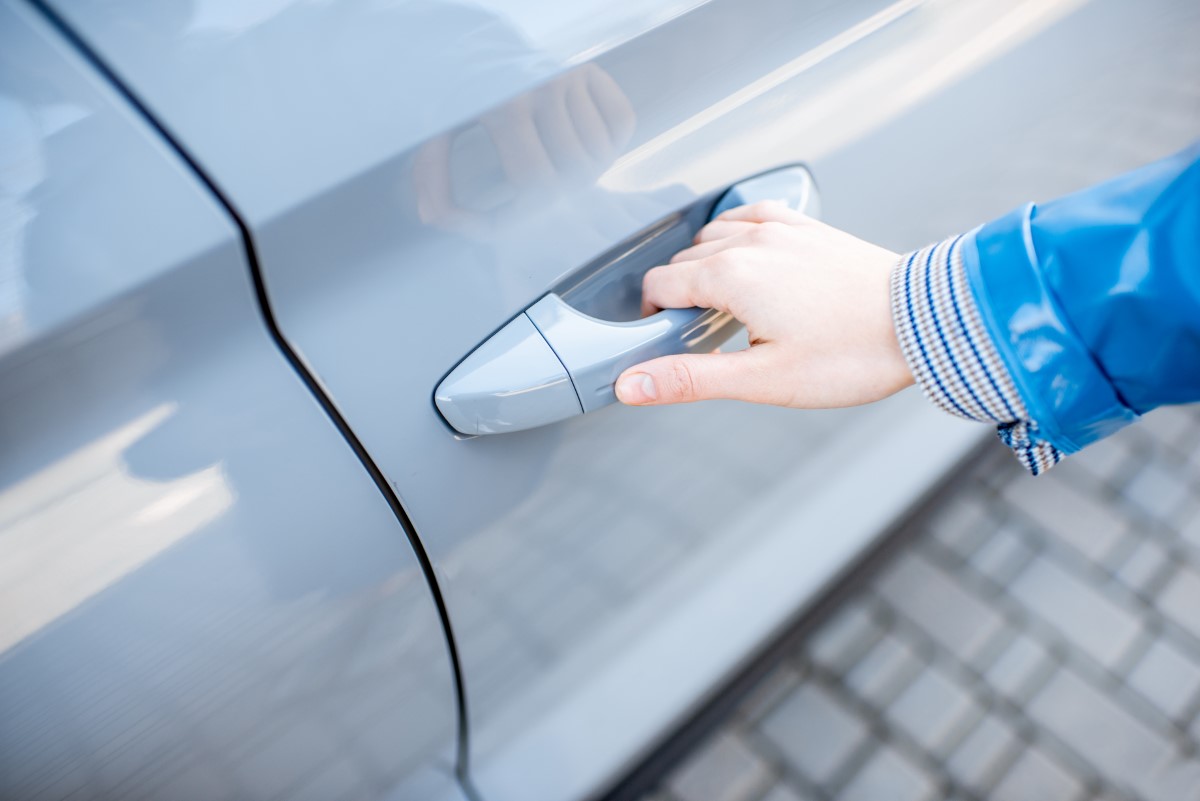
[{"xmin": 616, "ymin": 372, "xmax": 656, "ymax": 404}]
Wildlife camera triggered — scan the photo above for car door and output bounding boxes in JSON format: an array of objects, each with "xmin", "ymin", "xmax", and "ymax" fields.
[
  {"xmin": 41, "ymin": 0, "xmax": 1200, "ymax": 799},
  {"xmin": 0, "ymin": 3, "xmax": 462, "ymax": 800}
]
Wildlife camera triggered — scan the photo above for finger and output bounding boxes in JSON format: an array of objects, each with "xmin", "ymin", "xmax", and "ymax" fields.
[
  {"xmin": 640, "ymin": 291, "xmax": 659, "ymax": 319},
  {"xmin": 615, "ymin": 347, "xmax": 778, "ymax": 406},
  {"xmin": 717, "ymin": 199, "xmax": 811, "ymax": 225},
  {"xmin": 692, "ymin": 219, "xmax": 756, "ymax": 244},
  {"xmin": 641, "ymin": 255, "xmax": 740, "ymax": 315},
  {"xmin": 670, "ymin": 233, "xmax": 753, "ymax": 264}
]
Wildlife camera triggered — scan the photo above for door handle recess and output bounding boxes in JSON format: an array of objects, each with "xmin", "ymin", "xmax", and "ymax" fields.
[{"xmin": 435, "ymin": 164, "xmax": 819, "ymax": 436}]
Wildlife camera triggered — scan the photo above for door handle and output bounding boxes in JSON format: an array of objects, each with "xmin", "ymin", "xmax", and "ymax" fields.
[{"xmin": 435, "ymin": 164, "xmax": 820, "ymax": 435}]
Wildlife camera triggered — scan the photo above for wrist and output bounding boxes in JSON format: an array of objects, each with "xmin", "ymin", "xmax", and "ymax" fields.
[{"xmin": 875, "ymin": 249, "xmax": 915, "ymax": 398}]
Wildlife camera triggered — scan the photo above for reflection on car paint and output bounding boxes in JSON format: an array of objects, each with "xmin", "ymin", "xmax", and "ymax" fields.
[{"xmin": 0, "ymin": 5, "xmax": 459, "ymax": 799}]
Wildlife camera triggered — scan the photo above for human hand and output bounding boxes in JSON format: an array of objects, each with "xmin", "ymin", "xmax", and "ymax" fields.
[{"xmin": 614, "ymin": 201, "xmax": 914, "ymax": 408}]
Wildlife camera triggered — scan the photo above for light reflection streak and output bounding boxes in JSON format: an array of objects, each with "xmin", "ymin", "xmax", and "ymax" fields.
[
  {"xmin": 0, "ymin": 403, "xmax": 233, "ymax": 651},
  {"xmin": 601, "ymin": 0, "xmax": 1093, "ymax": 192}
]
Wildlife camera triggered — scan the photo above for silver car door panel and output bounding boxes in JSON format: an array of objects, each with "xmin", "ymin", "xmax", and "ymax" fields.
[
  {"xmin": 0, "ymin": 3, "xmax": 462, "ymax": 800},
  {"xmin": 39, "ymin": 0, "xmax": 1200, "ymax": 799}
]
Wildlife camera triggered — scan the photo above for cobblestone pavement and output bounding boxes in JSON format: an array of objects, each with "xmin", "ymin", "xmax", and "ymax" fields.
[{"xmin": 640, "ymin": 404, "xmax": 1200, "ymax": 801}]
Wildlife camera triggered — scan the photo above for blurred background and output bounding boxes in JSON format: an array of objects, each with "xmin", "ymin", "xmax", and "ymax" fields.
[{"xmin": 629, "ymin": 406, "xmax": 1200, "ymax": 801}]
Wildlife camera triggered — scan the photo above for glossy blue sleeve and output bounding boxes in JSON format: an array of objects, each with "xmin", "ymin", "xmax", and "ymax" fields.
[{"xmin": 891, "ymin": 142, "xmax": 1200, "ymax": 474}]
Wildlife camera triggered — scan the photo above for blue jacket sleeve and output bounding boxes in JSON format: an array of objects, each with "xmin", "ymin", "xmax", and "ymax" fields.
[{"xmin": 891, "ymin": 142, "xmax": 1200, "ymax": 474}]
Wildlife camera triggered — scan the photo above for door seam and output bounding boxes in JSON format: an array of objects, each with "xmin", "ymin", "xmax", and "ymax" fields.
[{"xmin": 26, "ymin": 0, "xmax": 473, "ymax": 783}]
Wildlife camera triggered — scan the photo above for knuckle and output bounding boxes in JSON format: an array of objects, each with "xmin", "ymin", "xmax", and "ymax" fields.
[
  {"xmin": 705, "ymin": 250, "xmax": 729, "ymax": 270},
  {"xmin": 699, "ymin": 254, "xmax": 734, "ymax": 293},
  {"xmin": 756, "ymin": 221, "xmax": 789, "ymax": 242},
  {"xmin": 714, "ymin": 250, "xmax": 746, "ymax": 278},
  {"xmin": 665, "ymin": 360, "xmax": 698, "ymax": 400},
  {"xmin": 641, "ymin": 267, "xmax": 665, "ymax": 302},
  {"xmin": 747, "ymin": 224, "xmax": 773, "ymax": 245}
]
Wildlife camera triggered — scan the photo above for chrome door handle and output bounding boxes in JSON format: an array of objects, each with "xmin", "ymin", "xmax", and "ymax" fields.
[{"xmin": 434, "ymin": 164, "xmax": 819, "ymax": 436}]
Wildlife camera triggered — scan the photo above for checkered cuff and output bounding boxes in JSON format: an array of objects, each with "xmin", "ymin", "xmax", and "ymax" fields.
[{"xmin": 890, "ymin": 235, "xmax": 1063, "ymax": 476}]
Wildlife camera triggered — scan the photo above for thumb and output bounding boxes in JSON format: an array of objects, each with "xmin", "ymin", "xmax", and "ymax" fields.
[{"xmin": 614, "ymin": 349, "xmax": 773, "ymax": 406}]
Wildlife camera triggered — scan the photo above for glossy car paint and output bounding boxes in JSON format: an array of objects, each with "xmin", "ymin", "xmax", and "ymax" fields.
[
  {"xmin": 32, "ymin": 0, "xmax": 1200, "ymax": 800},
  {"xmin": 435, "ymin": 313, "xmax": 584, "ymax": 436},
  {"xmin": 436, "ymin": 288, "xmax": 738, "ymax": 435},
  {"xmin": 0, "ymin": 3, "xmax": 462, "ymax": 800}
]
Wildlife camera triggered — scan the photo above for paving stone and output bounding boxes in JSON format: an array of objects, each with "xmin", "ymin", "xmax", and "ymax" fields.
[
  {"xmin": 1003, "ymin": 471, "xmax": 1127, "ymax": 562},
  {"xmin": 667, "ymin": 732, "xmax": 773, "ymax": 801},
  {"xmin": 927, "ymin": 495, "xmax": 994, "ymax": 558},
  {"xmin": 760, "ymin": 684, "xmax": 868, "ymax": 786},
  {"xmin": 877, "ymin": 553, "xmax": 1006, "ymax": 664},
  {"xmin": 807, "ymin": 601, "xmax": 882, "ymax": 674},
  {"xmin": 1115, "ymin": 535, "xmax": 1170, "ymax": 595},
  {"xmin": 756, "ymin": 782, "xmax": 813, "ymax": 801},
  {"xmin": 945, "ymin": 716, "xmax": 1021, "ymax": 794},
  {"xmin": 990, "ymin": 747, "xmax": 1085, "ymax": 801},
  {"xmin": 843, "ymin": 632, "xmax": 922, "ymax": 708},
  {"xmin": 1008, "ymin": 556, "xmax": 1140, "ymax": 668},
  {"xmin": 283, "ymin": 756, "xmax": 367, "ymax": 801},
  {"xmin": 885, "ymin": 666, "xmax": 982, "ymax": 756},
  {"xmin": 1157, "ymin": 566, "xmax": 1200, "ymax": 643},
  {"xmin": 1028, "ymin": 668, "xmax": 1200, "ymax": 801},
  {"xmin": 1071, "ymin": 434, "xmax": 1137, "ymax": 486},
  {"xmin": 1045, "ymin": 457, "xmax": 1111, "ymax": 497},
  {"xmin": 1127, "ymin": 638, "xmax": 1200, "ymax": 720},
  {"xmin": 969, "ymin": 523, "xmax": 1035, "ymax": 585},
  {"xmin": 1137, "ymin": 406, "xmax": 1200, "ymax": 454},
  {"xmin": 738, "ymin": 667, "xmax": 802, "ymax": 726},
  {"xmin": 1180, "ymin": 512, "xmax": 1200, "ymax": 552},
  {"xmin": 985, "ymin": 633, "xmax": 1053, "ymax": 702},
  {"xmin": 831, "ymin": 745, "xmax": 936, "ymax": 801},
  {"xmin": 1124, "ymin": 461, "xmax": 1193, "ymax": 523},
  {"xmin": 1188, "ymin": 447, "xmax": 1200, "ymax": 486},
  {"xmin": 632, "ymin": 397, "xmax": 1200, "ymax": 801},
  {"xmin": 640, "ymin": 793, "xmax": 672, "ymax": 801}
]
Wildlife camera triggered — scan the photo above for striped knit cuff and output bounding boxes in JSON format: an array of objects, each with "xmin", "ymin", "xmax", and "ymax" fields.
[{"xmin": 890, "ymin": 235, "xmax": 1063, "ymax": 476}]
